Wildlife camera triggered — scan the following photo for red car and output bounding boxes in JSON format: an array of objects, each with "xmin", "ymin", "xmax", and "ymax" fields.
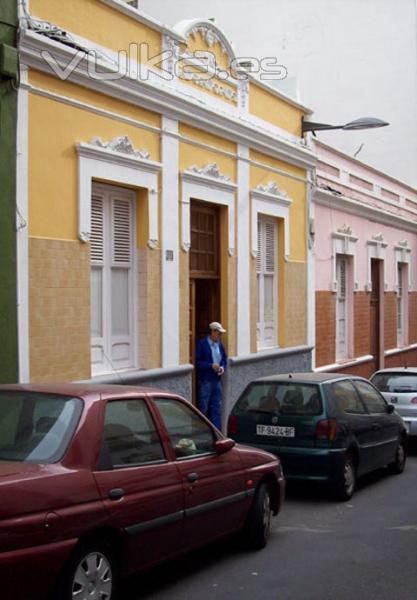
[{"xmin": 0, "ymin": 384, "xmax": 284, "ymax": 600}]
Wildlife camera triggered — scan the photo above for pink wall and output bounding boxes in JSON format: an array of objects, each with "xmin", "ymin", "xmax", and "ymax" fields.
[{"xmin": 314, "ymin": 141, "xmax": 417, "ymax": 292}]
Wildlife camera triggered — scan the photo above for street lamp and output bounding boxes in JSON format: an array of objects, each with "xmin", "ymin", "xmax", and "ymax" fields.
[{"xmin": 302, "ymin": 116, "xmax": 389, "ymax": 136}]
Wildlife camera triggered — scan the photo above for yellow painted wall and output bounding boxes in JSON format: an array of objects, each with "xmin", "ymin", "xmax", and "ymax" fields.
[
  {"xmin": 28, "ymin": 72, "xmax": 160, "ymax": 241},
  {"xmin": 31, "ymin": 0, "xmax": 161, "ymax": 57},
  {"xmin": 179, "ymin": 124, "xmax": 236, "ymax": 181},
  {"xmin": 249, "ymin": 82, "xmax": 305, "ymax": 136},
  {"xmin": 250, "ymin": 150, "xmax": 307, "ymax": 262}
]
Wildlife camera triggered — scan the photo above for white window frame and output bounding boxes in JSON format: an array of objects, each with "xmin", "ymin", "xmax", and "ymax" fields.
[
  {"xmin": 90, "ymin": 184, "xmax": 136, "ymax": 375},
  {"xmin": 335, "ymin": 254, "xmax": 350, "ymax": 360},
  {"xmin": 257, "ymin": 215, "xmax": 278, "ymax": 349},
  {"xmin": 250, "ymin": 184, "xmax": 292, "ymax": 351},
  {"xmin": 76, "ymin": 138, "xmax": 161, "ymax": 376}
]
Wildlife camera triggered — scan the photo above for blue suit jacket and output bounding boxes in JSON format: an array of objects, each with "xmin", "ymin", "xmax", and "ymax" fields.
[{"xmin": 196, "ymin": 337, "xmax": 228, "ymax": 383}]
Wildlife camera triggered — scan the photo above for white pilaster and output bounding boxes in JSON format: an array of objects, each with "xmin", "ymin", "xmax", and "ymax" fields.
[
  {"xmin": 237, "ymin": 145, "xmax": 251, "ymax": 355},
  {"xmin": 161, "ymin": 117, "xmax": 180, "ymax": 366},
  {"xmin": 16, "ymin": 67, "xmax": 30, "ymax": 382}
]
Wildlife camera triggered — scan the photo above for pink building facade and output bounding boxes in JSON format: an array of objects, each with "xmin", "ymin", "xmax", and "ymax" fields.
[{"xmin": 313, "ymin": 141, "xmax": 417, "ymax": 377}]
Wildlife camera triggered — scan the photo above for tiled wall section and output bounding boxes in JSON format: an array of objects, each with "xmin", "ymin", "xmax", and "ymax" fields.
[
  {"xmin": 354, "ymin": 292, "xmax": 370, "ymax": 357},
  {"xmin": 409, "ymin": 292, "xmax": 417, "ymax": 344},
  {"xmin": 284, "ymin": 262, "xmax": 307, "ymax": 347},
  {"xmin": 29, "ymin": 238, "xmax": 90, "ymax": 382},
  {"xmin": 137, "ymin": 247, "xmax": 161, "ymax": 369},
  {"xmin": 384, "ymin": 292, "xmax": 397, "ymax": 350},
  {"xmin": 315, "ymin": 291, "xmax": 336, "ymax": 367}
]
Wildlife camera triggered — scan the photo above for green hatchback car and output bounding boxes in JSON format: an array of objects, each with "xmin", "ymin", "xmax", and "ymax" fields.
[{"xmin": 227, "ymin": 373, "xmax": 408, "ymax": 500}]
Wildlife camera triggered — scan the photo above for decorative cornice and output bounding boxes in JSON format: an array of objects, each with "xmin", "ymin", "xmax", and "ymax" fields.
[
  {"xmin": 20, "ymin": 29, "xmax": 316, "ymax": 170},
  {"xmin": 186, "ymin": 163, "xmax": 231, "ymax": 181},
  {"xmin": 336, "ymin": 224, "xmax": 353, "ymax": 236},
  {"xmin": 256, "ymin": 181, "xmax": 287, "ymax": 197},
  {"xmin": 369, "ymin": 233, "xmax": 387, "ymax": 246},
  {"xmin": 90, "ymin": 135, "xmax": 150, "ymax": 159},
  {"xmin": 315, "ymin": 188, "xmax": 417, "ymax": 234},
  {"xmin": 76, "ymin": 141, "xmax": 161, "ymax": 174},
  {"xmin": 189, "ymin": 25, "xmax": 229, "ymax": 56}
]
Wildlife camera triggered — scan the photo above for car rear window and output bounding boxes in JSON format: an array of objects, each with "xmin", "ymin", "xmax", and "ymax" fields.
[
  {"xmin": 371, "ymin": 373, "xmax": 417, "ymax": 393},
  {"xmin": 0, "ymin": 392, "xmax": 82, "ymax": 463},
  {"xmin": 232, "ymin": 382, "xmax": 322, "ymax": 416}
]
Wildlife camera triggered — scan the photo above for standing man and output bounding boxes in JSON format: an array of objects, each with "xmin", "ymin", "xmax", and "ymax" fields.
[{"xmin": 196, "ymin": 321, "xmax": 228, "ymax": 429}]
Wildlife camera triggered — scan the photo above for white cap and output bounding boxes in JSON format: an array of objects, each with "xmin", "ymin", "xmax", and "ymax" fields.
[{"xmin": 209, "ymin": 321, "xmax": 226, "ymax": 333}]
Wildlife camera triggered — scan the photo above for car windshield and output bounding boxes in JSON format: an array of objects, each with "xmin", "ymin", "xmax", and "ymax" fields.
[
  {"xmin": 371, "ymin": 373, "xmax": 417, "ymax": 393},
  {"xmin": 0, "ymin": 392, "xmax": 83, "ymax": 463},
  {"xmin": 232, "ymin": 382, "xmax": 322, "ymax": 416}
]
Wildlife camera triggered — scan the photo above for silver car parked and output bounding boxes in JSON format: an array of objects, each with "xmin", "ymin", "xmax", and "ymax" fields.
[{"xmin": 371, "ymin": 368, "xmax": 417, "ymax": 436}]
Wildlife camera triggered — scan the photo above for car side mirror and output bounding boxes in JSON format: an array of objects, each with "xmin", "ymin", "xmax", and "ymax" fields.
[
  {"xmin": 215, "ymin": 438, "xmax": 235, "ymax": 455},
  {"xmin": 387, "ymin": 404, "xmax": 395, "ymax": 414}
]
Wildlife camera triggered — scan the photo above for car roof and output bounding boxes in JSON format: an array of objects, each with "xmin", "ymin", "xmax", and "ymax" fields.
[
  {"xmin": 0, "ymin": 382, "xmax": 181, "ymax": 402},
  {"xmin": 372, "ymin": 368, "xmax": 417, "ymax": 375},
  {"xmin": 252, "ymin": 372, "xmax": 363, "ymax": 384}
]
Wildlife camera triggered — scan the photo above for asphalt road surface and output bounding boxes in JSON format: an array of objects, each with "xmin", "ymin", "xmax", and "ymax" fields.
[{"xmin": 122, "ymin": 443, "xmax": 417, "ymax": 600}]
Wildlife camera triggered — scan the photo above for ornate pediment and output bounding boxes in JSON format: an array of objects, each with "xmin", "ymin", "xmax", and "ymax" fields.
[
  {"xmin": 256, "ymin": 182, "xmax": 287, "ymax": 197},
  {"xmin": 89, "ymin": 136, "xmax": 150, "ymax": 160},
  {"xmin": 186, "ymin": 163, "xmax": 231, "ymax": 181}
]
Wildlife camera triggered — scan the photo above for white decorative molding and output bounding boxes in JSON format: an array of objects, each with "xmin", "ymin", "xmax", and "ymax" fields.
[
  {"xmin": 77, "ymin": 141, "xmax": 160, "ymax": 248},
  {"xmin": 188, "ymin": 25, "xmax": 229, "ymax": 56},
  {"xmin": 394, "ymin": 240, "xmax": 412, "ymax": 289},
  {"xmin": 255, "ymin": 181, "xmax": 288, "ymax": 198},
  {"xmin": 331, "ymin": 227, "xmax": 358, "ymax": 292},
  {"xmin": 90, "ymin": 135, "xmax": 150, "ymax": 159},
  {"xmin": 250, "ymin": 188, "xmax": 292, "ymax": 260},
  {"xmin": 180, "ymin": 172, "xmax": 237, "ymax": 256},
  {"xmin": 366, "ymin": 235, "xmax": 388, "ymax": 292},
  {"xmin": 186, "ymin": 163, "xmax": 231, "ymax": 182}
]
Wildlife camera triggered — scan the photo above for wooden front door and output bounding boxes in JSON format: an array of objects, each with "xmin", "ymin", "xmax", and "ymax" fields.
[
  {"xmin": 370, "ymin": 259, "xmax": 381, "ymax": 371},
  {"xmin": 189, "ymin": 201, "xmax": 221, "ymax": 400}
]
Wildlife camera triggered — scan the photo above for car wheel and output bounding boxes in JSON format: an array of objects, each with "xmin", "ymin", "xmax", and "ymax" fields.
[
  {"xmin": 244, "ymin": 482, "xmax": 272, "ymax": 550},
  {"xmin": 388, "ymin": 439, "xmax": 407, "ymax": 474},
  {"xmin": 333, "ymin": 454, "xmax": 356, "ymax": 501},
  {"xmin": 55, "ymin": 541, "xmax": 116, "ymax": 600}
]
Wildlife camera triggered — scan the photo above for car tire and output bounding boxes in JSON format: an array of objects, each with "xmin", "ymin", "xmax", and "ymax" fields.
[
  {"xmin": 388, "ymin": 439, "xmax": 407, "ymax": 474},
  {"xmin": 244, "ymin": 481, "xmax": 272, "ymax": 550},
  {"xmin": 54, "ymin": 540, "xmax": 117, "ymax": 600},
  {"xmin": 333, "ymin": 454, "xmax": 356, "ymax": 501}
]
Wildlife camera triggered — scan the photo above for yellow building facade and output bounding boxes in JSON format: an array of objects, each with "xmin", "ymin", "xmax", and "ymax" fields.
[{"xmin": 17, "ymin": 0, "xmax": 316, "ymax": 418}]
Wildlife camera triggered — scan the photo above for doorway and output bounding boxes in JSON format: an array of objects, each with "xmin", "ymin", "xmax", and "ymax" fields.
[
  {"xmin": 370, "ymin": 258, "xmax": 381, "ymax": 371},
  {"xmin": 189, "ymin": 201, "xmax": 221, "ymax": 401}
]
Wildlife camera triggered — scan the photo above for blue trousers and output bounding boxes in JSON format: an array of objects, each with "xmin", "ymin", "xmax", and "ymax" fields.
[{"xmin": 197, "ymin": 379, "xmax": 222, "ymax": 429}]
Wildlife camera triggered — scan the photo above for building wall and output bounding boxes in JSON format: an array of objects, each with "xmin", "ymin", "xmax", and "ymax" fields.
[
  {"xmin": 18, "ymin": 2, "xmax": 314, "ymax": 418},
  {"xmin": 314, "ymin": 140, "xmax": 417, "ymax": 375},
  {"xmin": 0, "ymin": 0, "xmax": 18, "ymax": 382}
]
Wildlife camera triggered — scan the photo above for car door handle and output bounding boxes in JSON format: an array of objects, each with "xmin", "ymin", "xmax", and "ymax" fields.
[
  {"xmin": 187, "ymin": 472, "xmax": 199, "ymax": 483},
  {"xmin": 108, "ymin": 488, "xmax": 125, "ymax": 501},
  {"xmin": 372, "ymin": 424, "xmax": 381, "ymax": 431}
]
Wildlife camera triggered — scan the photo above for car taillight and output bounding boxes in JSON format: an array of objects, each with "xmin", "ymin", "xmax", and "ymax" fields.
[
  {"xmin": 315, "ymin": 419, "xmax": 337, "ymax": 441},
  {"xmin": 411, "ymin": 398, "xmax": 417, "ymax": 404},
  {"xmin": 228, "ymin": 414, "xmax": 238, "ymax": 435}
]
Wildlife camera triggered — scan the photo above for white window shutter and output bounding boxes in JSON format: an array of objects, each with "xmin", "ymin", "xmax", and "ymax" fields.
[
  {"xmin": 112, "ymin": 198, "xmax": 132, "ymax": 265},
  {"xmin": 91, "ymin": 194, "xmax": 104, "ymax": 263},
  {"xmin": 257, "ymin": 216, "xmax": 277, "ymax": 349}
]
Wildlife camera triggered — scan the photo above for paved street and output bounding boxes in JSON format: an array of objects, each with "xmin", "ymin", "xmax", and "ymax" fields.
[{"xmin": 123, "ymin": 444, "xmax": 417, "ymax": 600}]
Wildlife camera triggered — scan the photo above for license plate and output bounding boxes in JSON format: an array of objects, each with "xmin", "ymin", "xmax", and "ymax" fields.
[{"xmin": 256, "ymin": 424, "xmax": 295, "ymax": 437}]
